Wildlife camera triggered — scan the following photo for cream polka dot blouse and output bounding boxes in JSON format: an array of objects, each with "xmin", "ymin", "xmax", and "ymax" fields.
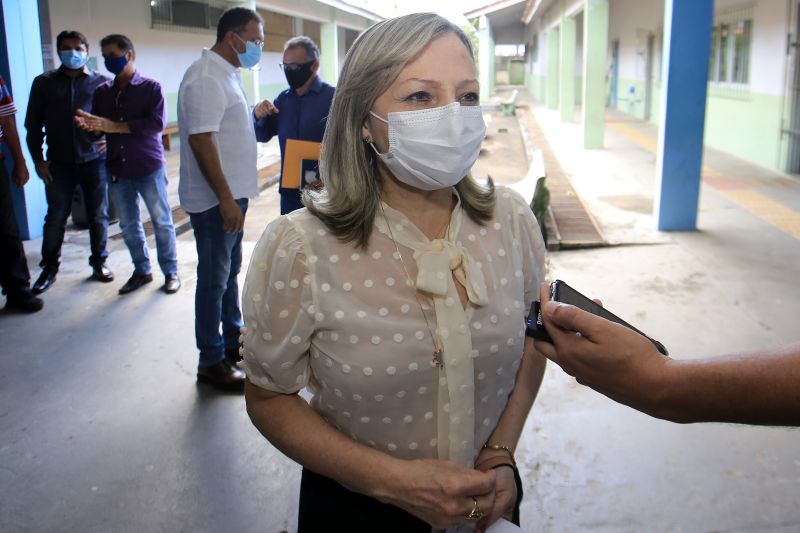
[{"xmin": 241, "ymin": 187, "xmax": 547, "ymax": 467}]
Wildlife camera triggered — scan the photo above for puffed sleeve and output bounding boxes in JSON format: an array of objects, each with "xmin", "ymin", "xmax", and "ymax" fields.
[
  {"xmin": 240, "ymin": 216, "xmax": 315, "ymax": 393},
  {"xmin": 507, "ymin": 188, "xmax": 548, "ymax": 309}
]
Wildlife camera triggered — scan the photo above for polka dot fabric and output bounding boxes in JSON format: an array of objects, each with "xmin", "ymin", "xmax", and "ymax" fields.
[{"xmin": 241, "ymin": 186, "xmax": 546, "ymax": 465}]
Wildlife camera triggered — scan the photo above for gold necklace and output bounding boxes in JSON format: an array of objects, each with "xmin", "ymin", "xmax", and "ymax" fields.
[{"xmin": 379, "ymin": 201, "xmax": 446, "ymax": 368}]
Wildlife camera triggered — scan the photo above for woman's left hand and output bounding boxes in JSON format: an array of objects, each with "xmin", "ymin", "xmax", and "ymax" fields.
[{"xmin": 475, "ymin": 463, "xmax": 516, "ymax": 532}]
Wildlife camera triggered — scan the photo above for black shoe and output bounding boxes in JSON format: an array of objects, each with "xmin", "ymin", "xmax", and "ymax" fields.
[
  {"xmin": 197, "ymin": 360, "xmax": 245, "ymax": 392},
  {"xmin": 225, "ymin": 347, "xmax": 242, "ymax": 367},
  {"xmin": 118, "ymin": 273, "xmax": 153, "ymax": 294},
  {"xmin": 32, "ymin": 268, "xmax": 57, "ymax": 294},
  {"xmin": 163, "ymin": 274, "xmax": 181, "ymax": 294},
  {"xmin": 91, "ymin": 264, "xmax": 114, "ymax": 283},
  {"xmin": 5, "ymin": 289, "xmax": 44, "ymax": 313}
]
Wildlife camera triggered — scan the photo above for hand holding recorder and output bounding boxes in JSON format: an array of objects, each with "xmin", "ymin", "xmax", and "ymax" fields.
[{"xmin": 531, "ymin": 281, "xmax": 800, "ymax": 426}]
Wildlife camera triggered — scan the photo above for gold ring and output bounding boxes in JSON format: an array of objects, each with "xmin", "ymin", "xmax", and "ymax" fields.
[{"xmin": 466, "ymin": 497, "xmax": 484, "ymax": 520}]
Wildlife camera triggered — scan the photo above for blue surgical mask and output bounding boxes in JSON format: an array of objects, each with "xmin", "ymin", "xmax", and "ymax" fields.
[
  {"xmin": 232, "ymin": 34, "xmax": 262, "ymax": 70},
  {"xmin": 60, "ymin": 50, "xmax": 87, "ymax": 70},
  {"xmin": 105, "ymin": 55, "xmax": 128, "ymax": 75}
]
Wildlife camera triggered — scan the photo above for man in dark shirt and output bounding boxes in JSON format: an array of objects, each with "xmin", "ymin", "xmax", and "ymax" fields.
[
  {"xmin": 0, "ymin": 74, "xmax": 43, "ymax": 312},
  {"xmin": 75, "ymin": 34, "xmax": 180, "ymax": 295},
  {"xmin": 253, "ymin": 36, "xmax": 334, "ymax": 215},
  {"xmin": 25, "ymin": 30, "xmax": 113, "ymax": 294}
]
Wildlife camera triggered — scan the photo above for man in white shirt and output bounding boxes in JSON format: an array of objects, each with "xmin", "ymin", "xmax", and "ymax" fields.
[{"xmin": 178, "ymin": 7, "xmax": 263, "ymax": 391}]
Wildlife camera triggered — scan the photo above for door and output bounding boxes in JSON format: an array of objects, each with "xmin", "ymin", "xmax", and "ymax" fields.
[
  {"xmin": 644, "ymin": 34, "xmax": 655, "ymax": 121},
  {"xmin": 610, "ymin": 40, "xmax": 620, "ymax": 107},
  {"xmin": 788, "ymin": 2, "xmax": 800, "ymax": 173}
]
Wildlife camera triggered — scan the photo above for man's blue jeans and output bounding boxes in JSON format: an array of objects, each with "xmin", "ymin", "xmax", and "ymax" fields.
[
  {"xmin": 189, "ymin": 199, "xmax": 248, "ymax": 367},
  {"xmin": 109, "ymin": 167, "xmax": 178, "ymax": 276},
  {"xmin": 40, "ymin": 159, "xmax": 109, "ymax": 269}
]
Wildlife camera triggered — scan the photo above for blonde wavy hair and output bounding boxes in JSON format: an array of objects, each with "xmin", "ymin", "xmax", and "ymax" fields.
[{"xmin": 304, "ymin": 12, "xmax": 495, "ymax": 249}]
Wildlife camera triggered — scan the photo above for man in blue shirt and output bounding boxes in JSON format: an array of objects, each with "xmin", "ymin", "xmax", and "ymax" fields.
[
  {"xmin": 253, "ymin": 36, "xmax": 334, "ymax": 215},
  {"xmin": 25, "ymin": 30, "xmax": 113, "ymax": 294}
]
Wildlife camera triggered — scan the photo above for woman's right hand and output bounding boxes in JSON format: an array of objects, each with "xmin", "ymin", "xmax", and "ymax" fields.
[{"xmin": 375, "ymin": 458, "xmax": 498, "ymax": 529}]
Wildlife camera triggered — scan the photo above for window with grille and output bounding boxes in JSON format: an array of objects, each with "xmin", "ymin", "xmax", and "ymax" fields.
[
  {"xmin": 150, "ymin": 0, "xmax": 231, "ymax": 33},
  {"xmin": 709, "ymin": 7, "xmax": 753, "ymax": 89}
]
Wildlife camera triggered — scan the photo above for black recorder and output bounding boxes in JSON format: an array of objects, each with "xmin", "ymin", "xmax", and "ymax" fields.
[{"xmin": 526, "ymin": 280, "xmax": 669, "ymax": 356}]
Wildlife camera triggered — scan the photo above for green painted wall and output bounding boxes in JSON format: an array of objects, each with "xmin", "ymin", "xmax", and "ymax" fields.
[
  {"xmin": 650, "ymin": 83, "xmax": 661, "ymax": 125},
  {"xmin": 613, "ymin": 78, "xmax": 647, "ymax": 119},
  {"xmin": 559, "ymin": 15, "xmax": 577, "ymax": 122},
  {"xmin": 546, "ymin": 30, "xmax": 559, "ymax": 109},
  {"xmin": 538, "ymin": 68, "xmax": 783, "ymax": 172},
  {"xmin": 703, "ymin": 90, "xmax": 783, "ymax": 172}
]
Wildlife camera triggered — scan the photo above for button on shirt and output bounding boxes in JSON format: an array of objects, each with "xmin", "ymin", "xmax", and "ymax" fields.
[
  {"xmin": 253, "ymin": 75, "xmax": 334, "ymax": 187},
  {"xmin": 178, "ymin": 49, "xmax": 258, "ymax": 214},
  {"xmin": 25, "ymin": 67, "xmax": 110, "ymax": 163},
  {"xmin": 91, "ymin": 71, "xmax": 166, "ymax": 179},
  {"xmin": 240, "ymin": 187, "xmax": 547, "ymax": 467}
]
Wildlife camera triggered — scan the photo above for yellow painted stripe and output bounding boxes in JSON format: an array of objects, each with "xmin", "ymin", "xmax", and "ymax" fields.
[
  {"xmin": 721, "ymin": 190, "xmax": 800, "ymax": 240},
  {"xmin": 607, "ymin": 119, "xmax": 800, "ymax": 241},
  {"xmin": 607, "ymin": 122, "xmax": 658, "ymax": 153}
]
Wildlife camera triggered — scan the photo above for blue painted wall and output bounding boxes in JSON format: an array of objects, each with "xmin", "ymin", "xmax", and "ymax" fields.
[{"xmin": 1, "ymin": 0, "xmax": 46, "ymax": 239}]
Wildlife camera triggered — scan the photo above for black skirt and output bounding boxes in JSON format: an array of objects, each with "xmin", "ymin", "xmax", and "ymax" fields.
[{"xmin": 297, "ymin": 468, "xmax": 431, "ymax": 533}]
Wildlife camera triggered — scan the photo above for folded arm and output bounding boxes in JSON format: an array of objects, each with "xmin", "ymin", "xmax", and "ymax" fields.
[{"xmin": 244, "ymin": 382, "xmax": 498, "ymax": 529}]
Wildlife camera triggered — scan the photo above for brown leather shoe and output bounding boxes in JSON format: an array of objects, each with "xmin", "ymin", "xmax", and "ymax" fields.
[
  {"xmin": 119, "ymin": 273, "xmax": 153, "ymax": 295},
  {"xmin": 163, "ymin": 274, "xmax": 181, "ymax": 294},
  {"xmin": 196, "ymin": 360, "xmax": 245, "ymax": 392}
]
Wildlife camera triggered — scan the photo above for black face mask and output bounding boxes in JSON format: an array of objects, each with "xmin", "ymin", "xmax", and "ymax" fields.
[{"xmin": 284, "ymin": 61, "xmax": 315, "ymax": 89}]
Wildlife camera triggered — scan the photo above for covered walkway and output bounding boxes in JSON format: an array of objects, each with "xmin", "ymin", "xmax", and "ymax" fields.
[{"xmin": 2, "ymin": 84, "xmax": 799, "ymax": 531}]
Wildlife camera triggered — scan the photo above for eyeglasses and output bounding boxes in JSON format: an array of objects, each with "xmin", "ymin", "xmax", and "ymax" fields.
[
  {"xmin": 234, "ymin": 33, "xmax": 264, "ymax": 48},
  {"xmin": 279, "ymin": 60, "xmax": 314, "ymax": 72}
]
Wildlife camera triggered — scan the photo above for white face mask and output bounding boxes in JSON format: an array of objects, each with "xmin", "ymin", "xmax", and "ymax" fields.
[{"xmin": 369, "ymin": 102, "xmax": 486, "ymax": 191}]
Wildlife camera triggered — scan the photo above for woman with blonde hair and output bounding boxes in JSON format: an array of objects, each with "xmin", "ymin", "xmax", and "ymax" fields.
[{"xmin": 241, "ymin": 12, "xmax": 547, "ymax": 532}]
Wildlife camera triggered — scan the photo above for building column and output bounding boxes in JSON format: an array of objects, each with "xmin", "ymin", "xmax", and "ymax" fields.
[
  {"xmin": 321, "ymin": 21, "xmax": 339, "ymax": 85},
  {"xmin": 545, "ymin": 28, "xmax": 559, "ymax": 109},
  {"xmin": 1, "ymin": 0, "xmax": 45, "ymax": 239},
  {"xmin": 582, "ymin": 0, "xmax": 609, "ymax": 148},
  {"xmin": 655, "ymin": 0, "xmax": 713, "ymax": 230},
  {"xmin": 558, "ymin": 13, "xmax": 576, "ymax": 122},
  {"xmin": 478, "ymin": 16, "xmax": 495, "ymax": 99}
]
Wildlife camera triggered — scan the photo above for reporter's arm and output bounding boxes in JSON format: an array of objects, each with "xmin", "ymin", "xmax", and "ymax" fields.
[
  {"xmin": 658, "ymin": 343, "xmax": 800, "ymax": 425},
  {"xmin": 535, "ymin": 283, "xmax": 800, "ymax": 426}
]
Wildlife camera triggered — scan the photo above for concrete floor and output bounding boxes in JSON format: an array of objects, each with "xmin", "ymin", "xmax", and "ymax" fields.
[{"xmin": 1, "ymin": 92, "xmax": 799, "ymax": 532}]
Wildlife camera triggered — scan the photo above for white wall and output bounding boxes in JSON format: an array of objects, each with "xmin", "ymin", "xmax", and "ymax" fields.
[
  {"xmin": 47, "ymin": 0, "xmax": 374, "ymax": 103},
  {"xmin": 47, "ymin": 0, "xmax": 211, "ymax": 99},
  {"xmin": 730, "ymin": 0, "xmax": 788, "ymax": 95},
  {"xmin": 608, "ymin": 0, "xmax": 663, "ymax": 82}
]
